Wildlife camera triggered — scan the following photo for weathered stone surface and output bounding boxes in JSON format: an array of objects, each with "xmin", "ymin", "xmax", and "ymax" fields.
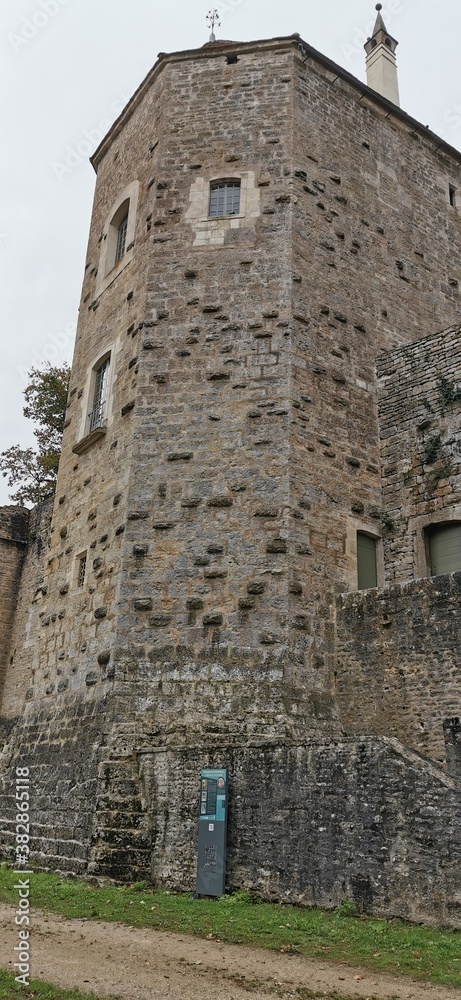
[
  {"xmin": 133, "ymin": 599, "xmax": 153, "ymax": 612},
  {"xmin": 94, "ymin": 607, "xmax": 108, "ymax": 620}
]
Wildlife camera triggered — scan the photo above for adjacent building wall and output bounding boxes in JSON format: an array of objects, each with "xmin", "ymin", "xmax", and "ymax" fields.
[
  {"xmin": 336, "ymin": 574, "xmax": 461, "ymax": 763},
  {"xmin": 0, "ymin": 506, "xmax": 29, "ymax": 714},
  {"xmin": 377, "ymin": 322, "xmax": 461, "ymax": 584},
  {"xmin": 336, "ymin": 323, "xmax": 461, "ymax": 763}
]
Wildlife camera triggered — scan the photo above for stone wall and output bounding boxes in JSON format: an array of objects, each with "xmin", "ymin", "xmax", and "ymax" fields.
[
  {"xmin": 93, "ymin": 736, "xmax": 461, "ymax": 929},
  {"xmin": 0, "ymin": 506, "xmax": 29, "ymax": 710},
  {"xmin": 0, "ymin": 498, "xmax": 53, "ymax": 723},
  {"xmin": 336, "ymin": 574, "xmax": 461, "ymax": 763},
  {"xmin": 0, "ymin": 696, "xmax": 108, "ymax": 873},
  {"xmin": 377, "ymin": 323, "xmax": 461, "ymax": 584}
]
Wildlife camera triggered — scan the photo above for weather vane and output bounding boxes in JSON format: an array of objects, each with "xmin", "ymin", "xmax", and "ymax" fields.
[{"xmin": 206, "ymin": 9, "xmax": 221, "ymax": 42}]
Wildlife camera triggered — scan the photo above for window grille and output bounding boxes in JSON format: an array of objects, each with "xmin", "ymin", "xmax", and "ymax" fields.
[
  {"xmin": 115, "ymin": 213, "xmax": 128, "ymax": 263},
  {"xmin": 78, "ymin": 554, "xmax": 87, "ymax": 588},
  {"xmin": 209, "ymin": 181, "xmax": 241, "ymax": 217},
  {"xmin": 88, "ymin": 357, "xmax": 110, "ymax": 432}
]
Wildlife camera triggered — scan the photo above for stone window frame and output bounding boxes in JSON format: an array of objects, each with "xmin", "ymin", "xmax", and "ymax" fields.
[
  {"xmin": 344, "ymin": 518, "xmax": 384, "ymax": 593},
  {"xmin": 72, "ymin": 345, "xmax": 115, "ymax": 455},
  {"xmin": 199, "ymin": 173, "xmax": 247, "ymax": 222},
  {"xmin": 96, "ymin": 180, "xmax": 139, "ymax": 297},
  {"xmin": 411, "ymin": 508, "xmax": 461, "ymax": 579},
  {"xmin": 185, "ymin": 171, "xmax": 260, "ymax": 247}
]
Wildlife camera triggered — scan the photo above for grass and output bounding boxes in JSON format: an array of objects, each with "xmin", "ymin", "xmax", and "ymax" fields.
[
  {"xmin": 0, "ymin": 863, "xmax": 460, "ymax": 990},
  {"xmin": 0, "ymin": 968, "xmax": 118, "ymax": 1000}
]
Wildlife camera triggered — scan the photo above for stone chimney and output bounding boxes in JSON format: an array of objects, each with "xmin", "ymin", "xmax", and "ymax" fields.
[{"xmin": 364, "ymin": 3, "xmax": 400, "ymax": 107}]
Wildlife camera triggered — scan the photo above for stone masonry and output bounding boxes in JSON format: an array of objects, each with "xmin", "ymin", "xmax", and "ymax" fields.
[
  {"xmin": 0, "ymin": 34, "xmax": 460, "ymax": 926},
  {"xmin": 0, "ymin": 507, "xmax": 29, "ymax": 711},
  {"xmin": 336, "ymin": 323, "xmax": 461, "ymax": 763}
]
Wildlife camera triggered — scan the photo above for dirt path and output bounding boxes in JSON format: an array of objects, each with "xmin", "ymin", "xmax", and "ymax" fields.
[{"xmin": 0, "ymin": 904, "xmax": 457, "ymax": 1000}]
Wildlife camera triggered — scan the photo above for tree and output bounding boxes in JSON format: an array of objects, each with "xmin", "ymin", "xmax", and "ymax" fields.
[{"xmin": 0, "ymin": 363, "xmax": 71, "ymax": 506}]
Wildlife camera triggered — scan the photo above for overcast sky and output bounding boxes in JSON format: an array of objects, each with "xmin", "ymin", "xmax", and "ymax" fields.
[{"xmin": 1, "ymin": 0, "xmax": 460, "ymax": 506}]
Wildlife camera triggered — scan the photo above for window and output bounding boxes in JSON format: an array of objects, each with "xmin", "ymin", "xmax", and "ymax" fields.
[
  {"xmin": 73, "ymin": 349, "xmax": 113, "ymax": 454},
  {"xmin": 209, "ymin": 180, "xmax": 241, "ymax": 217},
  {"xmin": 88, "ymin": 356, "xmax": 110, "ymax": 433},
  {"xmin": 449, "ymin": 184, "xmax": 457, "ymax": 208},
  {"xmin": 96, "ymin": 181, "xmax": 139, "ymax": 296},
  {"xmin": 77, "ymin": 554, "xmax": 87, "ymax": 588},
  {"xmin": 357, "ymin": 532, "xmax": 378, "ymax": 590},
  {"xmin": 427, "ymin": 523, "xmax": 461, "ymax": 575},
  {"xmin": 115, "ymin": 212, "xmax": 128, "ymax": 264},
  {"xmin": 106, "ymin": 198, "xmax": 130, "ymax": 274}
]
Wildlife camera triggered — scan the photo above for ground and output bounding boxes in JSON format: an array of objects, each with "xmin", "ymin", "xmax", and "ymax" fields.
[{"xmin": 0, "ymin": 904, "xmax": 457, "ymax": 1000}]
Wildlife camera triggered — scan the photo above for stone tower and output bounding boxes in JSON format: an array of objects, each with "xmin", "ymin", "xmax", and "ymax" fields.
[{"xmin": 1, "ymin": 29, "xmax": 460, "ymax": 925}]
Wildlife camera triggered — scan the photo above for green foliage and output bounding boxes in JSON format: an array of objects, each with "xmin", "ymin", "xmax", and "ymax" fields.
[
  {"xmin": 0, "ymin": 863, "xmax": 460, "ymax": 988},
  {"xmin": 334, "ymin": 897, "xmax": 357, "ymax": 917},
  {"xmin": 426, "ymin": 461, "xmax": 452, "ymax": 494},
  {"xmin": 439, "ymin": 377, "xmax": 461, "ymax": 406},
  {"xmin": 0, "ymin": 968, "xmax": 105, "ymax": 1000},
  {"xmin": 423, "ymin": 434, "xmax": 442, "ymax": 465},
  {"xmin": 381, "ymin": 512, "xmax": 396, "ymax": 534},
  {"xmin": 0, "ymin": 363, "xmax": 70, "ymax": 505},
  {"xmin": 218, "ymin": 888, "xmax": 254, "ymax": 905}
]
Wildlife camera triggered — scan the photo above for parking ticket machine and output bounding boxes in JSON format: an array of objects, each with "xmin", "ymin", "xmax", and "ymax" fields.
[{"xmin": 195, "ymin": 768, "xmax": 228, "ymax": 897}]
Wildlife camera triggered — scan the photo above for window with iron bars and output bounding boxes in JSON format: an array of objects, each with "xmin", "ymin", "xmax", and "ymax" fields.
[
  {"xmin": 77, "ymin": 554, "xmax": 87, "ymax": 588},
  {"xmin": 209, "ymin": 180, "xmax": 241, "ymax": 217},
  {"xmin": 88, "ymin": 356, "xmax": 110, "ymax": 433},
  {"xmin": 115, "ymin": 213, "xmax": 128, "ymax": 264}
]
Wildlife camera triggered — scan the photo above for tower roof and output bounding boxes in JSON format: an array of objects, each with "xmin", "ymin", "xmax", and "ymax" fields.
[
  {"xmin": 372, "ymin": 4, "xmax": 387, "ymax": 35},
  {"xmin": 366, "ymin": 3, "xmax": 398, "ymax": 52}
]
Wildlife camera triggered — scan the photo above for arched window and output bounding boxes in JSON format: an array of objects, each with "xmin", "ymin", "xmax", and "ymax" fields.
[
  {"xmin": 427, "ymin": 523, "xmax": 461, "ymax": 575},
  {"xmin": 96, "ymin": 181, "xmax": 139, "ymax": 297},
  {"xmin": 209, "ymin": 180, "xmax": 241, "ymax": 217},
  {"xmin": 357, "ymin": 532, "xmax": 378, "ymax": 590}
]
